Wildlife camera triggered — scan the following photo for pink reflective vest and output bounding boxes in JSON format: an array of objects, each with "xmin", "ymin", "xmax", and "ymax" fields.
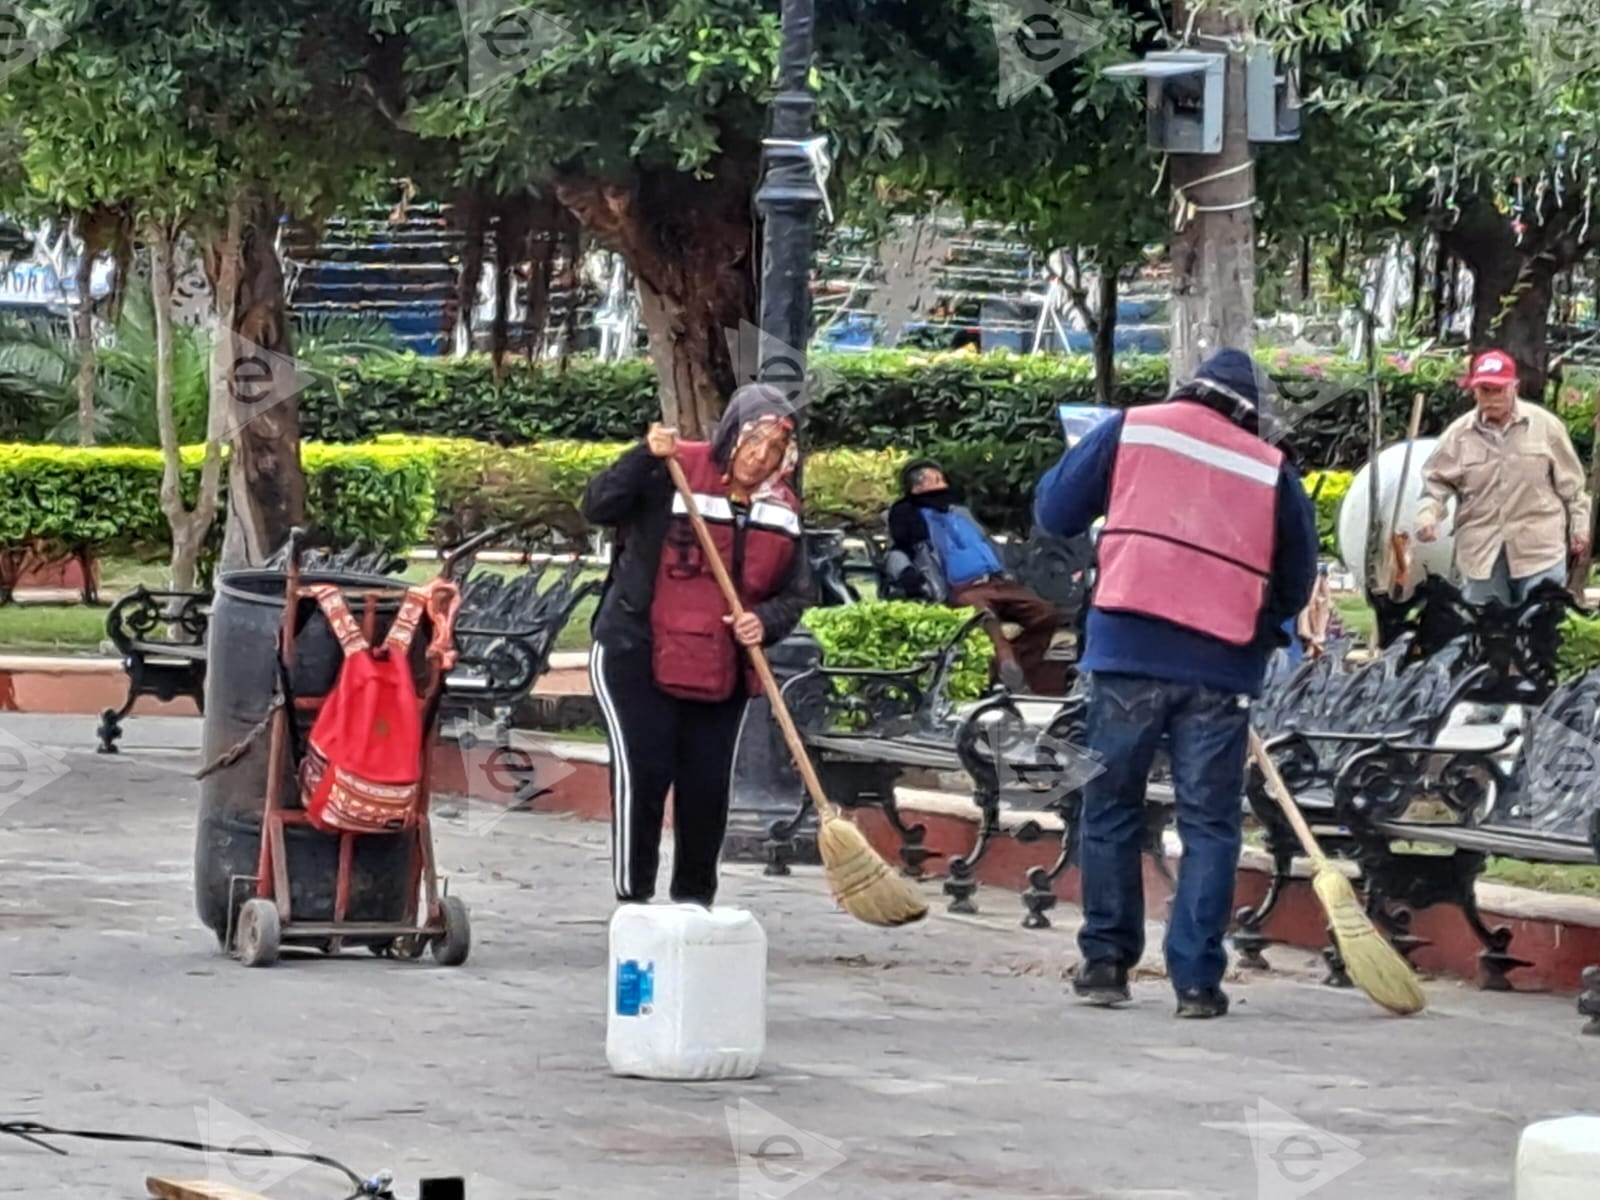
[{"xmin": 1094, "ymin": 402, "xmax": 1282, "ymax": 646}]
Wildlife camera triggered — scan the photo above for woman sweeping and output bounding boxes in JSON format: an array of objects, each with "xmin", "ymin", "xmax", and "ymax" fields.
[{"xmin": 581, "ymin": 384, "xmax": 815, "ymax": 907}]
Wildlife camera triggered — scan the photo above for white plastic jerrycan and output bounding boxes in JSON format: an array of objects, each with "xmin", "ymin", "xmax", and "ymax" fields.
[
  {"xmin": 606, "ymin": 903, "xmax": 767, "ymax": 1080},
  {"xmin": 1516, "ymin": 1115, "xmax": 1600, "ymax": 1199}
]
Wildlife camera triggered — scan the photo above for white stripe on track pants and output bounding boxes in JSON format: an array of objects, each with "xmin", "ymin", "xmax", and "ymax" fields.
[{"xmin": 589, "ymin": 641, "xmax": 749, "ymax": 904}]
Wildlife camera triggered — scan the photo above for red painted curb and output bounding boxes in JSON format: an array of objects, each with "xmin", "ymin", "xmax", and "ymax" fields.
[{"xmin": 470, "ymin": 760, "xmax": 1600, "ymax": 996}]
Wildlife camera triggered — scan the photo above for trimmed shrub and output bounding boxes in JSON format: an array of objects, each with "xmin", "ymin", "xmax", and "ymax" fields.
[
  {"xmin": 1302, "ymin": 469, "xmax": 1354, "ymax": 555},
  {"xmin": 293, "ymin": 348, "xmax": 1540, "ymax": 471},
  {"xmin": 0, "ymin": 441, "xmax": 439, "ymax": 566},
  {"xmin": 302, "ymin": 441, "xmax": 436, "ymax": 552},
  {"xmin": 803, "ymin": 600, "xmax": 994, "ymax": 709}
]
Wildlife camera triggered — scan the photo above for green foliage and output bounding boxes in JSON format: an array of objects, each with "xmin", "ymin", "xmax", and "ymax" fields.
[
  {"xmin": 298, "ymin": 348, "xmax": 1515, "ymax": 472},
  {"xmin": 804, "ymin": 601, "xmax": 994, "ymax": 710},
  {"xmin": 1303, "ymin": 469, "xmax": 1355, "ymax": 555},
  {"xmin": 0, "ymin": 293, "xmax": 406, "ymax": 448},
  {"xmin": 301, "ymin": 442, "xmax": 436, "ymax": 553},
  {"xmin": 297, "ymin": 355, "xmax": 660, "ymax": 445},
  {"xmin": 0, "ymin": 441, "xmax": 438, "ymax": 561},
  {"xmin": 1558, "ymin": 614, "xmax": 1600, "ymax": 681}
]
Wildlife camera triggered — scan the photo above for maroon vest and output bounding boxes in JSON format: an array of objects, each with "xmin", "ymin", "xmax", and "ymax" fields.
[
  {"xmin": 1096, "ymin": 403, "xmax": 1282, "ymax": 645},
  {"xmin": 650, "ymin": 441, "xmax": 801, "ymax": 701}
]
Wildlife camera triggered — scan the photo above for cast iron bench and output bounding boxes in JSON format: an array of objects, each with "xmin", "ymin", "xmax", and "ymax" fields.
[
  {"xmin": 1237, "ymin": 582, "xmax": 1593, "ymax": 999},
  {"xmin": 95, "ymin": 544, "xmax": 405, "ymax": 753},
  {"xmin": 97, "ymin": 532, "xmax": 593, "ymax": 754},
  {"xmin": 96, "ymin": 586, "xmax": 214, "ymax": 753},
  {"xmin": 1336, "ymin": 668, "xmax": 1600, "ymax": 1032},
  {"xmin": 442, "ymin": 554, "xmax": 601, "ymax": 742},
  {"xmin": 1235, "ymin": 638, "xmax": 1492, "ymax": 975},
  {"xmin": 733, "ymin": 612, "xmax": 1170, "ymax": 926}
]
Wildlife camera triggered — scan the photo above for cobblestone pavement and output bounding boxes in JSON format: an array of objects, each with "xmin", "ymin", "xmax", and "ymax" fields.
[{"xmin": 0, "ymin": 716, "xmax": 1595, "ymax": 1200}]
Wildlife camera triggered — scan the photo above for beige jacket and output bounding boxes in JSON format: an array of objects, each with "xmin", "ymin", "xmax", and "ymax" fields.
[{"xmin": 1416, "ymin": 402, "xmax": 1590, "ymax": 580}]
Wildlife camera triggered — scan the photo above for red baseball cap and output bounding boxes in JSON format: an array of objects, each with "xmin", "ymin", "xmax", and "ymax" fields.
[{"xmin": 1461, "ymin": 349, "xmax": 1519, "ymax": 388}]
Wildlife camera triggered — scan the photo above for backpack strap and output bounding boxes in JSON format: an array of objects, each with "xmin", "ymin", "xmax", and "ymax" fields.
[
  {"xmin": 305, "ymin": 584, "xmax": 368, "ymax": 656},
  {"xmin": 381, "ymin": 577, "xmax": 463, "ymax": 669}
]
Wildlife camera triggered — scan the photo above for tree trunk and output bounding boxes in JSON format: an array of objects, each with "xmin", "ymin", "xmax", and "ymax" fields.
[
  {"xmin": 72, "ymin": 234, "xmax": 97, "ymax": 446},
  {"xmin": 1299, "ymin": 236, "xmax": 1312, "ymax": 304},
  {"xmin": 1441, "ymin": 196, "xmax": 1585, "ymax": 400},
  {"xmin": 556, "ymin": 154, "xmax": 758, "ymax": 439},
  {"xmin": 1407, "ymin": 236, "xmax": 1427, "ymax": 333},
  {"xmin": 446, "ymin": 184, "xmax": 486, "ymax": 356},
  {"xmin": 152, "ymin": 225, "xmax": 224, "ymax": 597},
  {"xmin": 1430, "ymin": 242, "xmax": 1450, "ymax": 339},
  {"xmin": 1092, "ymin": 270, "xmax": 1118, "ymax": 404},
  {"xmin": 207, "ymin": 187, "xmax": 305, "ymax": 569},
  {"xmin": 1167, "ymin": 3, "xmax": 1256, "ymax": 384}
]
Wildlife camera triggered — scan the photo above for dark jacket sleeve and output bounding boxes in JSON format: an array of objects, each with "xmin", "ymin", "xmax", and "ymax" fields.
[
  {"xmin": 580, "ymin": 441, "xmax": 669, "ymax": 527},
  {"xmin": 752, "ymin": 538, "xmax": 816, "ymax": 646},
  {"xmin": 1033, "ymin": 413, "xmax": 1124, "ymax": 537},
  {"xmin": 1258, "ymin": 462, "xmax": 1321, "ymax": 642},
  {"xmin": 887, "ymin": 498, "xmax": 929, "ymax": 553}
]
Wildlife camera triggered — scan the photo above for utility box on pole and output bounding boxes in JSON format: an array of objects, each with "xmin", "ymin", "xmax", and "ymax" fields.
[
  {"xmin": 1103, "ymin": 51, "xmax": 1226, "ymax": 154},
  {"xmin": 1246, "ymin": 47, "xmax": 1302, "ymax": 143}
]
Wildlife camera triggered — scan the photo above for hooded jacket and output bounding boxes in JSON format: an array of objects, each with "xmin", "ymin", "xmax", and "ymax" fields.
[
  {"xmin": 580, "ymin": 386, "xmax": 816, "ymax": 667},
  {"xmin": 1033, "ymin": 349, "xmax": 1319, "ymax": 696},
  {"xmin": 886, "ymin": 460, "xmax": 1007, "ymax": 594}
]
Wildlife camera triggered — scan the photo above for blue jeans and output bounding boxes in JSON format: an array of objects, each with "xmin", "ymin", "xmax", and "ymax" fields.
[
  {"xmin": 1460, "ymin": 549, "xmax": 1568, "ymax": 606},
  {"xmin": 1078, "ymin": 672, "xmax": 1249, "ymax": 992}
]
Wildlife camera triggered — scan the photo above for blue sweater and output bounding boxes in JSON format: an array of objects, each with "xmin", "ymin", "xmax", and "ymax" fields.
[{"xmin": 1034, "ymin": 409, "xmax": 1320, "ymax": 697}]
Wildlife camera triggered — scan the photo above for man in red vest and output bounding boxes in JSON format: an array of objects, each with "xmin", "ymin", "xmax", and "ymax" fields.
[{"xmin": 1035, "ymin": 349, "xmax": 1319, "ymax": 1018}]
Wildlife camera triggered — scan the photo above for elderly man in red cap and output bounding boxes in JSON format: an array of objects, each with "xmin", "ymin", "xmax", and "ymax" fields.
[{"xmin": 1416, "ymin": 349, "xmax": 1590, "ymax": 605}]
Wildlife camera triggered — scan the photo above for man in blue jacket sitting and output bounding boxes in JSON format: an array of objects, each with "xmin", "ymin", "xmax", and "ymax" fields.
[
  {"xmin": 1034, "ymin": 348, "xmax": 1319, "ymax": 1018},
  {"xmin": 888, "ymin": 459, "xmax": 1063, "ymax": 692}
]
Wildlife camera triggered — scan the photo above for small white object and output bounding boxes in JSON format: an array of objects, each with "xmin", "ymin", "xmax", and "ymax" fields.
[
  {"xmin": 606, "ymin": 903, "xmax": 767, "ymax": 1081},
  {"xmin": 1336, "ymin": 437, "xmax": 1460, "ymax": 596},
  {"xmin": 1516, "ymin": 1115, "xmax": 1600, "ymax": 1198}
]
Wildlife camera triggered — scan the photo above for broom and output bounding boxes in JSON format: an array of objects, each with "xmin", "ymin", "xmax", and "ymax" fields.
[
  {"xmin": 1385, "ymin": 392, "xmax": 1427, "ymax": 602},
  {"xmin": 1247, "ymin": 728, "xmax": 1425, "ymax": 1015},
  {"xmin": 665, "ymin": 456, "xmax": 928, "ymax": 927}
]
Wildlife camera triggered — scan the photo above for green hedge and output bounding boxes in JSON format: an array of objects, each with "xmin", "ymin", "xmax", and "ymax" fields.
[
  {"xmin": 1302, "ymin": 469, "xmax": 1354, "ymax": 555},
  {"xmin": 295, "ymin": 348, "xmax": 1576, "ymax": 472},
  {"xmin": 0, "ymin": 436, "xmax": 1469, "ymax": 565},
  {"xmin": 803, "ymin": 601, "xmax": 995, "ymax": 711},
  {"xmin": 0, "ymin": 441, "xmax": 437, "ymax": 563}
]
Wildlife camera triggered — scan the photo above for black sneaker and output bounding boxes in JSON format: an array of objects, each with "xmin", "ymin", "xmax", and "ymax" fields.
[
  {"xmin": 1175, "ymin": 987, "xmax": 1230, "ymax": 1019},
  {"xmin": 1071, "ymin": 960, "xmax": 1131, "ymax": 1007}
]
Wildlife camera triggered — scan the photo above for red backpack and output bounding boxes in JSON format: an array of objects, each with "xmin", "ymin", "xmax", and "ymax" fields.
[{"xmin": 299, "ymin": 580, "xmax": 461, "ymax": 834}]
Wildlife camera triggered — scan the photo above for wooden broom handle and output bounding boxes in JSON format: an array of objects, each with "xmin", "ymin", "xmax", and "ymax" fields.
[
  {"xmin": 665, "ymin": 456, "xmax": 839, "ymax": 822},
  {"xmin": 1247, "ymin": 727, "xmax": 1327, "ymax": 866}
]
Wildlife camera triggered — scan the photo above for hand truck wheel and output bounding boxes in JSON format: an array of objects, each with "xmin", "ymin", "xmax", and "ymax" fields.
[
  {"xmin": 432, "ymin": 896, "xmax": 471, "ymax": 967},
  {"xmin": 236, "ymin": 899, "xmax": 281, "ymax": 968}
]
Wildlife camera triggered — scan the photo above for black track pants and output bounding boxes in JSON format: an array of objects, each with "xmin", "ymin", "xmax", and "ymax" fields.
[{"xmin": 589, "ymin": 641, "xmax": 749, "ymax": 905}]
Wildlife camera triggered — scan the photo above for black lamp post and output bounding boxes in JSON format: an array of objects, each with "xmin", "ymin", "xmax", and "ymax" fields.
[
  {"xmin": 753, "ymin": 0, "xmax": 825, "ymax": 391},
  {"xmin": 725, "ymin": 0, "xmax": 827, "ymax": 870}
]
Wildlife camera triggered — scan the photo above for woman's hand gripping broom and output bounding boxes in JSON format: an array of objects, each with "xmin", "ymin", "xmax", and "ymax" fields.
[{"xmin": 665, "ymin": 456, "xmax": 928, "ymax": 927}]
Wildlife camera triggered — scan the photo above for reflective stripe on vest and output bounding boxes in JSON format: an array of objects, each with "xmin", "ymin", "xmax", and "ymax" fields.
[
  {"xmin": 1094, "ymin": 402, "xmax": 1282, "ymax": 646},
  {"xmin": 671, "ymin": 489, "xmax": 802, "ymax": 537}
]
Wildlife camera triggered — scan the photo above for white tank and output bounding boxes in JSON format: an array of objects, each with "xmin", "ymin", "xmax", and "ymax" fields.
[
  {"xmin": 606, "ymin": 903, "xmax": 767, "ymax": 1080},
  {"xmin": 1336, "ymin": 437, "xmax": 1460, "ymax": 599},
  {"xmin": 1516, "ymin": 1115, "xmax": 1600, "ymax": 1198}
]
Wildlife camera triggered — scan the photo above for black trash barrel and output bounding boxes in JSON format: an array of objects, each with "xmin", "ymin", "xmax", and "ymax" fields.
[{"xmin": 194, "ymin": 569, "xmax": 436, "ymax": 941}]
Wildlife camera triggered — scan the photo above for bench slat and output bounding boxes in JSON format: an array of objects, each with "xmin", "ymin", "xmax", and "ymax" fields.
[{"xmin": 1376, "ymin": 821, "xmax": 1597, "ymax": 864}]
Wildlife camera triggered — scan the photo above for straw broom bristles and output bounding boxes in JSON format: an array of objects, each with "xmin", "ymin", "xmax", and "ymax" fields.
[
  {"xmin": 816, "ymin": 812, "xmax": 928, "ymax": 926},
  {"xmin": 1249, "ymin": 729, "xmax": 1425, "ymax": 1016}
]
